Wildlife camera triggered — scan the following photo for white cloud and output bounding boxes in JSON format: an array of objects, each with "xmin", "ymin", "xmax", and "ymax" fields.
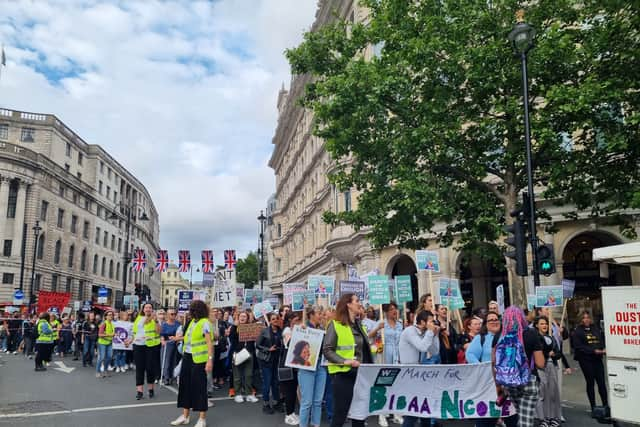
[{"xmin": 0, "ymin": 0, "xmax": 318, "ymax": 273}]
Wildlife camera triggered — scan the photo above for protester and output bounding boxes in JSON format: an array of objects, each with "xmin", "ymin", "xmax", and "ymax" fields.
[
  {"xmin": 34, "ymin": 312, "xmax": 54, "ymax": 371},
  {"xmin": 170, "ymin": 300, "xmax": 213, "ymax": 427},
  {"xmin": 457, "ymin": 315, "xmax": 482, "ymax": 363},
  {"xmin": 127, "ymin": 302, "xmax": 161, "ymax": 400},
  {"xmin": 323, "ymin": 293, "xmax": 373, "ymax": 427},
  {"xmin": 534, "ymin": 316, "xmax": 562, "ymax": 427},
  {"xmin": 161, "ymin": 309, "xmax": 180, "ymax": 384},
  {"xmin": 415, "ymin": 293, "xmax": 434, "ymax": 317},
  {"xmin": 60, "ymin": 314, "xmax": 74, "ymax": 357},
  {"xmin": 495, "ymin": 306, "xmax": 544, "ymax": 427},
  {"xmin": 298, "ymin": 306, "xmax": 327, "ymax": 427},
  {"xmin": 256, "ymin": 312, "xmax": 283, "ymax": 414},
  {"xmin": 398, "ymin": 310, "xmax": 440, "ymax": 427},
  {"xmin": 82, "ymin": 312, "xmax": 98, "ymax": 367},
  {"xmin": 114, "ymin": 311, "xmax": 130, "ymax": 373},
  {"xmin": 435, "ymin": 304, "xmax": 458, "ymax": 364},
  {"xmin": 211, "ymin": 308, "xmax": 228, "ymax": 390},
  {"xmin": 50, "ymin": 311, "xmax": 61, "ymax": 356},
  {"xmin": 281, "ymin": 311, "xmax": 301, "ymax": 425},
  {"xmin": 229, "ymin": 311, "xmax": 259, "ymax": 404},
  {"xmin": 72, "ymin": 313, "xmax": 84, "ymax": 361},
  {"xmin": 488, "ymin": 301, "xmax": 499, "ymax": 314},
  {"xmin": 96, "ymin": 310, "xmax": 115, "ymax": 378},
  {"xmin": 571, "ymin": 311, "xmax": 608, "ymax": 412},
  {"xmin": 21, "ymin": 314, "xmax": 36, "ymax": 359}
]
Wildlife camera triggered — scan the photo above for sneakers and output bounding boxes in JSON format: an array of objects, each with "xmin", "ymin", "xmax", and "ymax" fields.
[
  {"xmin": 234, "ymin": 395, "xmax": 244, "ymax": 403},
  {"xmin": 107, "ymin": 365, "xmax": 115, "ymax": 371},
  {"xmin": 136, "ymin": 391, "xmax": 143, "ymax": 400},
  {"xmin": 392, "ymin": 414, "xmax": 404, "ymax": 424},
  {"xmin": 228, "ymin": 388, "xmax": 236, "ymax": 398},
  {"xmin": 122, "ymin": 366, "xmax": 127, "ymax": 372},
  {"xmin": 194, "ymin": 419, "xmax": 206, "ymax": 427},
  {"xmin": 115, "ymin": 367, "xmax": 121, "ymax": 373},
  {"xmin": 148, "ymin": 389, "xmax": 154, "ymax": 399},
  {"xmin": 379, "ymin": 414, "xmax": 389, "ymax": 427},
  {"xmin": 170, "ymin": 415, "xmax": 190, "ymax": 426},
  {"xmin": 263, "ymin": 404, "xmax": 274, "ymax": 414},
  {"xmin": 284, "ymin": 413, "xmax": 299, "ymax": 425},
  {"xmin": 245, "ymin": 395, "xmax": 259, "ymax": 403},
  {"xmin": 96, "ymin": 373, "xmax": 102, "ymax": 378}
]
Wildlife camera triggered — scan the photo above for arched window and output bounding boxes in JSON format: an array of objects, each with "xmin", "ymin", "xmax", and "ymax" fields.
[
  {"xmin": 116, "ymin": 262, "xmax": 121, "ymax": 281},
  {"xmin": 54, "ymin": 240, "xmax": 62, "ymax": 264},
  {"xmin": 80, "ymin": 249, "xmax": 87, "ymax": 271},
  {"xmin": 37, "ymin": 234, "xmax": 45, "ymax": 259},
  {"xmin": 109, "ymin": 260, "xmax": 114, "ymax": 279},
  {"xmin": 68, "ymin": 245, "xmax": 75, "ymax": 268},
  {"xmin": 93, "ymin": 254, "xmax": 98, "ymax": 274},
  {"xmin": 101, "ymin": 257, "xmax": 106, "ymax": 276}
]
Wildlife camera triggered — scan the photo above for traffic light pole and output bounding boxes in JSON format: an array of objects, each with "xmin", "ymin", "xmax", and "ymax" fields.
[{"xmin": 519, "ymin": 51, "xmax": 541, "ymax": 289}]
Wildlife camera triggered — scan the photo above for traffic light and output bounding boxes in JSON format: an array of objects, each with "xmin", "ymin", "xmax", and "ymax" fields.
[
  {"xmin": 504, "ymin": 209, "xmax": 528, "ymax": 276},
  {"xmin": 537, "ymin": 244, "xmax": 556, "ymax": 276}
]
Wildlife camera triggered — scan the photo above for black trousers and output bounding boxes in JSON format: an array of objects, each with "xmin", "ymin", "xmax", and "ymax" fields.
[
  {"xmin": 35, "ymin": 343, "xmax": 53, "ymax": 368},
  {"xmin": 330, "ymin": 370, "xmax": 364, "ymax": 427},
  {"xmin": 177, "ymin": 352, "xmax": 209, "ymax": 412},
  {"xmin": 280, "ymin": 376, "xmax": 298, "ymax": 416},
  {"xmin": 578, "ymin": 358, "xmax": 608, "ymax": 408},
  {"xmin": 134, "ymin": 344, "xmax": 161, "ymax": 386}
]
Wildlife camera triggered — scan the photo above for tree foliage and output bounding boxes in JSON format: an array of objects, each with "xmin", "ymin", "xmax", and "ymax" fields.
[
  {"xmin": 236, "ymin": 251, "xmax": 267, "ymax": 289},
  {"xmin": 286, "ymin": 0, "xmax": 640, "ymax": 290}
]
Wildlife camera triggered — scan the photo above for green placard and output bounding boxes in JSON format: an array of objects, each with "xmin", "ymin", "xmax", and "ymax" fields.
[
  {"xmin": 395, "ymin": 275, "xmax": 413, "ymax": 304},
  {"xmin": 368, "ymin": 275, "xmax": 391, "ymax": 305}
]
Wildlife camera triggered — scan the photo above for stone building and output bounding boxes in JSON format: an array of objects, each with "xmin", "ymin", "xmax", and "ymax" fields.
[
  {"xmin": 160, "ymin": 264, "xmax": 189, "ymax": 309},
  {"xmin": 268, "ymin": 0, "xmax": 639, "ymax": 325},
  {"xmin": 0, "ymin": 107, "xmax": 161, "ymax": 308}
]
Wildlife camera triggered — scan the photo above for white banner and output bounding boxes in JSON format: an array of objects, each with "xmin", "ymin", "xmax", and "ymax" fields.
[
  {"xmin": 112, "ymin": 321, "xmax": 133, "ymax": 351},
  {"xmin": 212, "ymin": 281, "xmax": 236, "ymax": 308},
  {"xmin": 348, "ymin": 363, "xmax": 514, "ymax": 421}
]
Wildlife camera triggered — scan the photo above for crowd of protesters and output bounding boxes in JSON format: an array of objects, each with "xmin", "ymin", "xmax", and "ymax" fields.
[{"xmin": 0, "ymin": 292, "xmax": 610, "ymax": 427}]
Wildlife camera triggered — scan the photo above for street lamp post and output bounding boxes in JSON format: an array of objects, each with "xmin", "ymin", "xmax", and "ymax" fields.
[
  {"xmin": 29, "ymin": 221, "xmax": 42, "ymax": 310},
  {"xmin": 110, "ymin": 202, "xmax": 149, "ymax": 309},
  {"xmin": 189, "ymin": 265, "xmax": 201, "ymax": 290},
  {"xmin": 257, "ymin": 210, "xmax": 266, "ymax": 291},
  {"xmin": 509, "ymin": 12, "xmax": 541, "ymax": 290}
]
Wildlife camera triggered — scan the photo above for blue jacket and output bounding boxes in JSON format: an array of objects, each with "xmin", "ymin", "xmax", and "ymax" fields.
[{"xmin": 465, "ymin": 332, "xmax": 495, "ymax": 363}]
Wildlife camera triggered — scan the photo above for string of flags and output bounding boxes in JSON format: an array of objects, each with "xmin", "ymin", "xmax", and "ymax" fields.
[{"xmin": 130, "ymin": 249, "xmax": 237, "ymax": 273}]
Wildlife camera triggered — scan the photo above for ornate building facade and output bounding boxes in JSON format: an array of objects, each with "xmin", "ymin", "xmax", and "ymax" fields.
[
  {"xmin": 160, "ymin": 264, "xmax": 189, "ymax": 309},
  {"xmin": 268, "ymin": 0, "xmax": 640, "ymax": 325},
  {"xmin": 0, "ymin": 107, "xmax": 161, "ymax": 308}
]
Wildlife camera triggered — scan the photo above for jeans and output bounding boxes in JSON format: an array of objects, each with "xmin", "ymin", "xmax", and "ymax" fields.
[
  {"xmin": 83, "ymin": 338, "xmax": 96, "ymax": 365},
  {"xmin": 233, "ymin": 355, "xmax": 254, "ymax": 396},
  {"xmin": 261, "ymin": 364, "xmax": 279, "ymax": 404},
  {"xmin": 324, "ymin": 369, "xmax": 333, "ymax": 421},
  {"xmin": 23, "ymin": 336, "xmax": 34, "ymax": 356},
  {"xmin": 114, "ymin": 349, "xmax": 127, "ymax": 368},
  {"xmin": 96, "ymin": 343, "xmax": 113, "ymax": 374},
  {"xmin": 161, "ymin": 342, "xmax": 178, "ymax": 381},
  {"xmin": 298, "ymin": 367, "xmax": 328, "ymax": 427}
]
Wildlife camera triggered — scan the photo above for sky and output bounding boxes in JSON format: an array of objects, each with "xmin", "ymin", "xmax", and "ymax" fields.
[{"xmin": 0, "ymin": 0, "xmax": 318, "ymax": 279}]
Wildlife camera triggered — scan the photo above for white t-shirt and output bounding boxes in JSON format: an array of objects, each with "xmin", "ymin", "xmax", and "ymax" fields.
[
  {"xmin": 184, "ymin": 319, "xmax": 211, "ymax": 354},
  {"xmin": 133, "ymin": 317, "xmax": 147, "ymax": 346}
]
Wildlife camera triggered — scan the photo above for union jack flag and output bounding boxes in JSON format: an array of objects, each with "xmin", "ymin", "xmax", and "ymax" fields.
[
  {"xmin": 178, "ymin": 250, "xmax": 191, "ymax": 273},
  {"xmin": 224, "ymin": 249, "xmax": 237, "ymax": 271},
  {"xmin": 201, "ymin": 250, "xmax": 214, "ymax": 273},
  {"xmin": 155, "ymin": 249, "xmax": 169, "ymax": 272},
  {"xmin": 132, "ymin": 248, "xmax": 147, "ymax": 272}
]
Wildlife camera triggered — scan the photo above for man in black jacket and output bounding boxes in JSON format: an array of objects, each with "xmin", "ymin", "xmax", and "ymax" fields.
[{"xmin": 571, "ymin": 311, "xmax": 608, "ymax": 411}]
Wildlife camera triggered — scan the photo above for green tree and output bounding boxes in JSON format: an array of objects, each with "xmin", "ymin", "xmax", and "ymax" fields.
[
  {"xmin": 236, "ymin": 251, "xmax": 267, "ymax": 289},
  {"xmin": 287, "ymin": 0, "xmax": 640, "ymax": 305}
]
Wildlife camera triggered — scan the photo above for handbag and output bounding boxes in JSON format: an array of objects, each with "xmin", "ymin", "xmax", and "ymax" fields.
[
  {"xmin": 277, "ymin": 346, "xmax": 293, "ymax": 381},
  {"xmin": 256, "ymin": 348, "xmax": 273, "ymax": 364},
  {"xmin": 233, "ymin": 348, "xmax": 251, "ymax": 366},
  {"xmin": 173, "ymin": 360, "xmax": 182, "ymax": 378}
]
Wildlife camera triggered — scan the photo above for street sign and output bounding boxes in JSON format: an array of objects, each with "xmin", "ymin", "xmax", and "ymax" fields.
[
  {"xmin": 98, "ymin": 286, "xmax": 108, "ymax": 304},
  {"xmin": 13, "ymin": 290, "xmax": 24, "ymax": 306}
]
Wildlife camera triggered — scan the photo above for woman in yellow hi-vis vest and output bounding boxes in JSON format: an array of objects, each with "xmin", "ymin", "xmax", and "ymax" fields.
[
  {"xmin": 35, "ymin": 312, "xmax": 54, "ymax": 371},
  {"xmin": 322, "ymin": 293, "xmax": 373, "ymax": 427},
  {"xmin": 125, "ymin": 302, "xmax": 161, "ymax": 400},
  {"xmin": 96, "ymin": 310, "xmax": 115, "ymax": 378},
  {"xmin": 170, "ymin": 300, "xmax": 213, "ymax": 427}
]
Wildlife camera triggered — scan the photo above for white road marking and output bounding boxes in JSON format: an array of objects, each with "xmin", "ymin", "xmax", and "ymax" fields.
[{"xmin": 0, "ymin": 396, "xmax": 237, "ymax": 419}]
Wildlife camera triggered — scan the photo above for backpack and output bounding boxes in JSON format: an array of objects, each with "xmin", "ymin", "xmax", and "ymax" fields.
[{"xmin": 495, "ymin": 331, "xmax": 531, "ymax": 387}]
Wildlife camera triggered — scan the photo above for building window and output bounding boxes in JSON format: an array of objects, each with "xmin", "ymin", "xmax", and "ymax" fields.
[
  {"xmin": 111, "ymin": 235, "xmax": 115, "ymax": 251},
  {"xmin": 34, "ymin": 274, "xmax": 41, "ymax": 292},
  {"xmin": 95, "ymin": 226, "xmax": 100, "ymax": 244},
  {"xmin": 113, "ymin": 191, "xmax": 118, "ymax": 203},
  {"xmin": 3, "ymin": 240, "xmax": 11, "ymax": 257},
  {"xmin": 57, "ymin": 208, "xmax": 64, "ymax": 228},
  {"xmin": 118, "ymin": 238, "xmax": 122, "ymax": 253},
  {"xmin": 78, "ymin": 280, "xmax": 85, "ymax": 300},
  {"xmin": 116, "ymin": 262, "xmax": 120, "ymax": 281},
  {"xmin": 40, "ymin": 200, "xmax": 49, "ymax": 221},
  {"xmin": 83, "ymin": 221, "xmax": 89, "ymax": 239},
  {"xmin": 106, "ymin": 186, "xmax": 111, "ymax": 198},
  {"xmin": 276, "ymin": 258, "xmax": 282, "ymax": 272},
  {"xmin": 6, "ymin": 180, "xmax": 18, "ymax": 218},
  {"xmin": 108, "ymin": 168, "xmax": 112, "ymax": 179},
  {"xmin": 344, "ymin": 190, "xmax": 352, "ymax": 212},
  {"xmin": 98, "ymin": 181, "xmax": 103, "ymax": 194},
  {"xmin": 20, "ymin": 127, "xmax": 35, "ymax": 142},
  {"xmin": 59, "ymin": 184, "xmax": 65, "ymax": 197},
  {"xmin": 71, "ymin": 215, "xmax": 78, "ymax": 233},
  {"xmin": 0, "ymin": 124, "xmax": 8, "ymax": 140},
  {"xmin": 101, "ymin": 257, "xmax": 106, "ymax": 276},
  {"xmin": 100, "ymin": 161, "xmax": 104, "ymax": 173},
  {"xmin": 277, "ymin": 223, "xmax": 282, "ymax": 238},
  {"xmin": 103, "ymin": 231, "xmax": 108, "ymax": 247},
  {"xmin": 84, "ymin": 198, "xmax": 90, "ymax": 210},
  {"xmin": 93, "ymin": 254, "xmax": 98, "ymax": 274},
  {"xmin": 2, "ymin": 273, "xmax": 14, "ymax": 284},
  {"xmin": 72, "ymin": 192, "xmax": 77, "ymax": 203},
  {"xmin": 66, "ymin": 277, "xmax": 72, "ymax": 293},
  {"xmin": 80, "ymin": 249, "xmax": 87, "ymax": 271},
  {"xmin": 109, "ymin": 260, "xmax": 114, "ymax": 279},
  {"xmin": 37, "ymin": 234, "xmax": 45, "ymax": 259},
  {"xmin": 54, "ymin": 240, "xmax": 61, "ymax": 264},
  {"xmin": 65, "ymin": 142, "xmax": 71, "ymax": 157},
  {"xmin": 65, "ymin": 163, "xmax": 70, "ymax": 172},
  {"xmin": 78, "ymin": 152, "xmax": 83, "ymax": 165},
  {"xmin": 68, "ymin": 245, "xmax": 75, "ymax": 268},
  {"xmin": 51, "ymin": 274, "xmax": 58, "ymax": 292}
]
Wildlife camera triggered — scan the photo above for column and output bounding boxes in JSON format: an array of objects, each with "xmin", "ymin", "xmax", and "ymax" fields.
[
  {"xmin": 12, "ymin": 181, "xmax": 28, "ymax": 261},
  {"xmin": 0, "ymin": 177, "xmax": 10, "ymax": 238}
]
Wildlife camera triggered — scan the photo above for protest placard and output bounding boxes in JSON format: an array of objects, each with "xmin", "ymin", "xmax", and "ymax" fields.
[
  {"xmin": 348, "ymin": 363, "xmax": 515, "ymax": 420},
  {"xmin": 395, "ymin": 276, "xmax": 413, "ymax": 304},
  {"xmin": 112, "ymin": 321, "xmax": 133, "ymax": 351},
  {"xmin": 535, "ymin": 285, "xmax": 563, "ymax": 307},
  {"xmin": 212, "ymin": 281, "xmax": 236, "ymax": 308},
  {"xmin": 416, "ymin": 250, "xmax": 440, "ymax": 272},
  {"xmin": 292, "ymin": 290, "xmax": 317, "ymax": 311},
  {"xmin": 368, "ymin": 275, "xmax": 391, "ymax": 305},
  {"xmin": 37, "ymin": 291, "xmax": 71, "ymax": 314},
  {"xmin": 238, "ymin": 322, "xmax": 263, "ymax": 342},
  {"xmin": 284, "ymin": 325, "xmax": 325, "ymax": 372},
  {"xmin": 438, "ymin": 278, "xmax": 465, "ymax": 309},
  {"xmin": 283, "ymin": 283, "xmax": 306, "ymax": 305},
  {"xmin": 562, "ymin": 279, "xmax": 576, "ymax": 299},
  {"xmin": 244, "ymin": 289, "xmax": 264, "ymax": 305},
  {"xmin": 308, "ymin": 275, "xmax": 335, "ymax": 296},
  {"xmin": 338, "ymin": 280, "xmax": 366, "ymax": 302}
]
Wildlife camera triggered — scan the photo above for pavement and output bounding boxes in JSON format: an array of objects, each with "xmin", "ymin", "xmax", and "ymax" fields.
[{"xmin": 0, "ymin": 350, "xmax": 629, "ymax": 427}]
